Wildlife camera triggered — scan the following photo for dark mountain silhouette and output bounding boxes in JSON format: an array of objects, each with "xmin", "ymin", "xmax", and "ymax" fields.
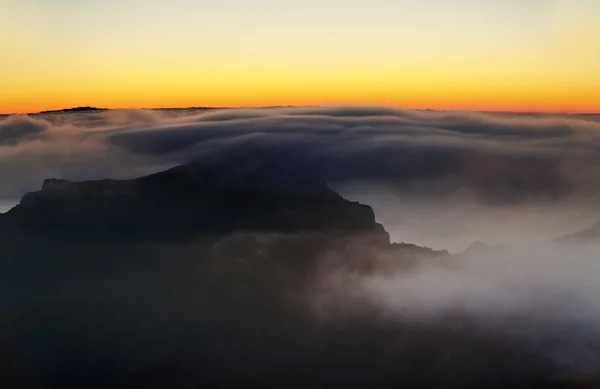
[
  {"xmin": 32, "ymin": 105, "xmax": 314, "ymax": 116},
  {"xmin": 0, "ymin": 161, "xmax": 388, "ymax": 243},
  {"xmin": 38, "ymin": 106, "xmax": 108, "ymax": 114}
]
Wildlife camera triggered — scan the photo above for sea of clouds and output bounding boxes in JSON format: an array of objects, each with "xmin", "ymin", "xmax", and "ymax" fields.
[{"xmin": 2, "ymin": 106, "xmax": 599, "ymax": 249}]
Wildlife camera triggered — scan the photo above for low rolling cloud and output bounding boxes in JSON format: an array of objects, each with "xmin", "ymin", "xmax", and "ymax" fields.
[
  {"xmin": 0, "ymin": 115, "xmax": 51, "ymax": 146},
  {"xmin": 1, "ymin": 106, "xmax": 600, "ymax": 247}
]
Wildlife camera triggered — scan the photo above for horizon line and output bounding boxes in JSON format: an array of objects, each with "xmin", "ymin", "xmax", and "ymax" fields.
[{"xmin": 1, "ymin": 104, "xmax": 598, "ymax": 116}]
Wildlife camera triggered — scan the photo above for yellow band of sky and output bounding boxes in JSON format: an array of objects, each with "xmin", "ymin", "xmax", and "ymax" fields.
[{"xmin": 1, "ymin": 0, "xmax": 598, "ymax": 114}]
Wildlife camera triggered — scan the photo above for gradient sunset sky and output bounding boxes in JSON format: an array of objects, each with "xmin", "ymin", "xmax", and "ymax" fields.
[{"xmin": 2, "ymin": 0, "xmax": 599, "ymax": 113}]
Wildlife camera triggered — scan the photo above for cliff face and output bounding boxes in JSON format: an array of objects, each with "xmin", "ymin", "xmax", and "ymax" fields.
[{"xmin": 0, "ymin": 161, "xmax": 388, "ymax": 242}]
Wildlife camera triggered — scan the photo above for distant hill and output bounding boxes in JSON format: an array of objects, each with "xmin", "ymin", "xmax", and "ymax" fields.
[
  {"xmin": 557, "ymin": 221, "xmax": 600, "ymax": 243},
  {"xmin": 38, "ymin": 106, "xmax": 108, "ymax": 114},
  {"xmin": 150, "ymin": 106, "xmax": 224, "ymax": 111}
]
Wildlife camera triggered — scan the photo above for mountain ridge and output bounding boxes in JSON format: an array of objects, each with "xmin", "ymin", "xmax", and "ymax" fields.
[
  {"xmin": 556, "ymin": 221, "xmax": 600, "ymax": 243},
  {"xmin": 38, "ymin": 106, "xmax": 109, "ymax": 114}
]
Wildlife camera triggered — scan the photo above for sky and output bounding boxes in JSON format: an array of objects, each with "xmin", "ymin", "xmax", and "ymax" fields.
[{"xmin": 1, "ymin": 0, "xmax": 599, "ymax": 113}]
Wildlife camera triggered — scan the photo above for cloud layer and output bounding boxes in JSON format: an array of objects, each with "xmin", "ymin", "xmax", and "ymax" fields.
[{"xmin": 1, "ymin": 106, "xmax": 600, "ymax": 243}]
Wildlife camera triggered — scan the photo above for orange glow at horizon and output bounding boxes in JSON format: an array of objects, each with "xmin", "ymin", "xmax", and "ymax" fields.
[
  {"xmin": 3, "ymin": 73, "xmax": 598, "ymax": 114},
  {"xmin": 4, "ymin": 98, "xmax": 599, "ymax": 116},
  {"xmin": 3, "ymin": 47, "xmax": 598, "ymax": 114}
]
